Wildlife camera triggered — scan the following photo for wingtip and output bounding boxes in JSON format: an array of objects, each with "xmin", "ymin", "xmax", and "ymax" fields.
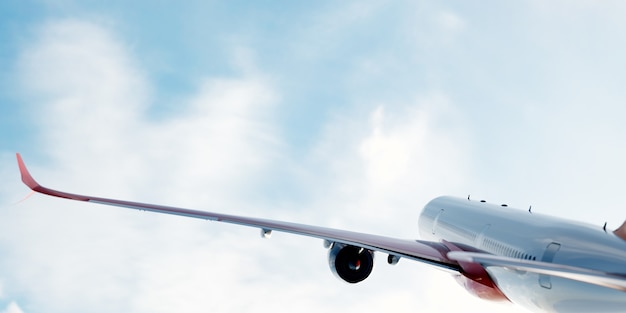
[{"xmin": 16, "ymin": 153, "xmax": 41, "ymax": 190}]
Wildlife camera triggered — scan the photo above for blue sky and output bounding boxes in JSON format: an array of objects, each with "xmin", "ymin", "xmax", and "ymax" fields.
[{"xmin": 2, "ymin": 1, "xmax": 626, "ymax": 312}]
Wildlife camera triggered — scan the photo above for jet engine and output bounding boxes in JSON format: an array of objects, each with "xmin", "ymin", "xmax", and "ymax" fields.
[{"xmin": 328, "ymin": 243, "xmax": 374, "ymax": 283}]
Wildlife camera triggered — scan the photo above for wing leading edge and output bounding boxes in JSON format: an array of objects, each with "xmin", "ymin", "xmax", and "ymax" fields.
[{"xmin": 16, "ymin": 153, "xmax": 460, "ymax": 271}]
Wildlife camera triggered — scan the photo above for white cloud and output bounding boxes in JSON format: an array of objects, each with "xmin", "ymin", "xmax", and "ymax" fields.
[
  {"xmin": 16, "ymin": 18, "xmax": 280, "ymax": 204},
  {"xmin": 360, "ymin": 106, "xmax": 413, "ymax": 185},
  {"xmin": 0, "ymin": 302, "xmax": 24, "ymax": 313},
  {"xmin": 437, "ymin": 11, "xmax": 466, "ymax": 34},
  {"xmin": 4, "ymin": 19, "xmax": 283, "ymax": 313},
  {"xmin": 303, "ymin": 94, "xmax": 471, "ymax": 236},
  {"xmin": 17, "ymin": 19, "xmax": 149, "ymax": 181}
]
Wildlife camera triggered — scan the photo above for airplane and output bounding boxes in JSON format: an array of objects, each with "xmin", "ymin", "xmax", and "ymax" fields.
[{"xmin": 14, "ymin": 153, "xmax": 626, "ymax": 312}]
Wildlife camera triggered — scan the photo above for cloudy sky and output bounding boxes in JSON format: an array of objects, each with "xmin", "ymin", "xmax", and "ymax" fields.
[{"xmin": 2, "ymin": 1, "xmax": 626, "ymax": 312}]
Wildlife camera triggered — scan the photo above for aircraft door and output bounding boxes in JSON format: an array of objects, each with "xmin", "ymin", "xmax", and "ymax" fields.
[
  {"xmin": 432, "ymin": 209, "xmax": 444, "ymax": 235},
  {"xmin": 538, "ymin": 242, "xmax": 561, "ymax": 289}
]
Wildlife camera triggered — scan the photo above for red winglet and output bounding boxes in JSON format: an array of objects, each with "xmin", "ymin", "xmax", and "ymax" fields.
[
  {"xmin": 16, "ymin": 153, "xmax": 89, "ymax": 201},
  {"xmin": 16, "ymin": 153, "xmax": 40, "ymax": 190}
]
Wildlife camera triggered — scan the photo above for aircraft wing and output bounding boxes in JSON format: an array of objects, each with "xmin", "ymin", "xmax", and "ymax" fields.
[
  {"xmin": 448, "ymin": 251, "xmax": 626, "ymax": 292},
  {"xmin": 16, "ymin": 153, "xmax": 460, "ymax": 272}
]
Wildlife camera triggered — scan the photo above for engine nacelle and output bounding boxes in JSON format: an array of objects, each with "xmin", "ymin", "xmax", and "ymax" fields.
[{"xmin": 328, "ymin": 243, "xmax": 374, "ymax": 283}]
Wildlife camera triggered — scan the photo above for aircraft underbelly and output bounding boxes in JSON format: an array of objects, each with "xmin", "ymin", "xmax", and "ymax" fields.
[{"xmin": 488, "ymin": 268, "xmax": 626, "ymax": 313}]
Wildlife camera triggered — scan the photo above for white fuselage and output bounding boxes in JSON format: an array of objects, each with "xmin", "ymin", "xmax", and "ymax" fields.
[{"xmin": 418, "ymin": 196, "xmax": 626, "ymax": 313}]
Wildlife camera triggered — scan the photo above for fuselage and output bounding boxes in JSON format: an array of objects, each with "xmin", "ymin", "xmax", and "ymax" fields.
[{"xmin": 418, "ymin": 196, "xmax": 626, "ymax": 313}]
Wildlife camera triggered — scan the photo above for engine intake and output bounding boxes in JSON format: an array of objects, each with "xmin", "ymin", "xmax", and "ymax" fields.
[{"xmin": 328, "ymin": 243, "xmax": 374, "ymax": 283}]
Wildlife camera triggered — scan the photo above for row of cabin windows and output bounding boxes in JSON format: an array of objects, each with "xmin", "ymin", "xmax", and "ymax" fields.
[
  {"xmin": 483, "ymin": 238, "xmax": 537, "ymax": 261},
  {"xmin": 435, "ymin": 219, "xmax": 537, "ymax": 261}
]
